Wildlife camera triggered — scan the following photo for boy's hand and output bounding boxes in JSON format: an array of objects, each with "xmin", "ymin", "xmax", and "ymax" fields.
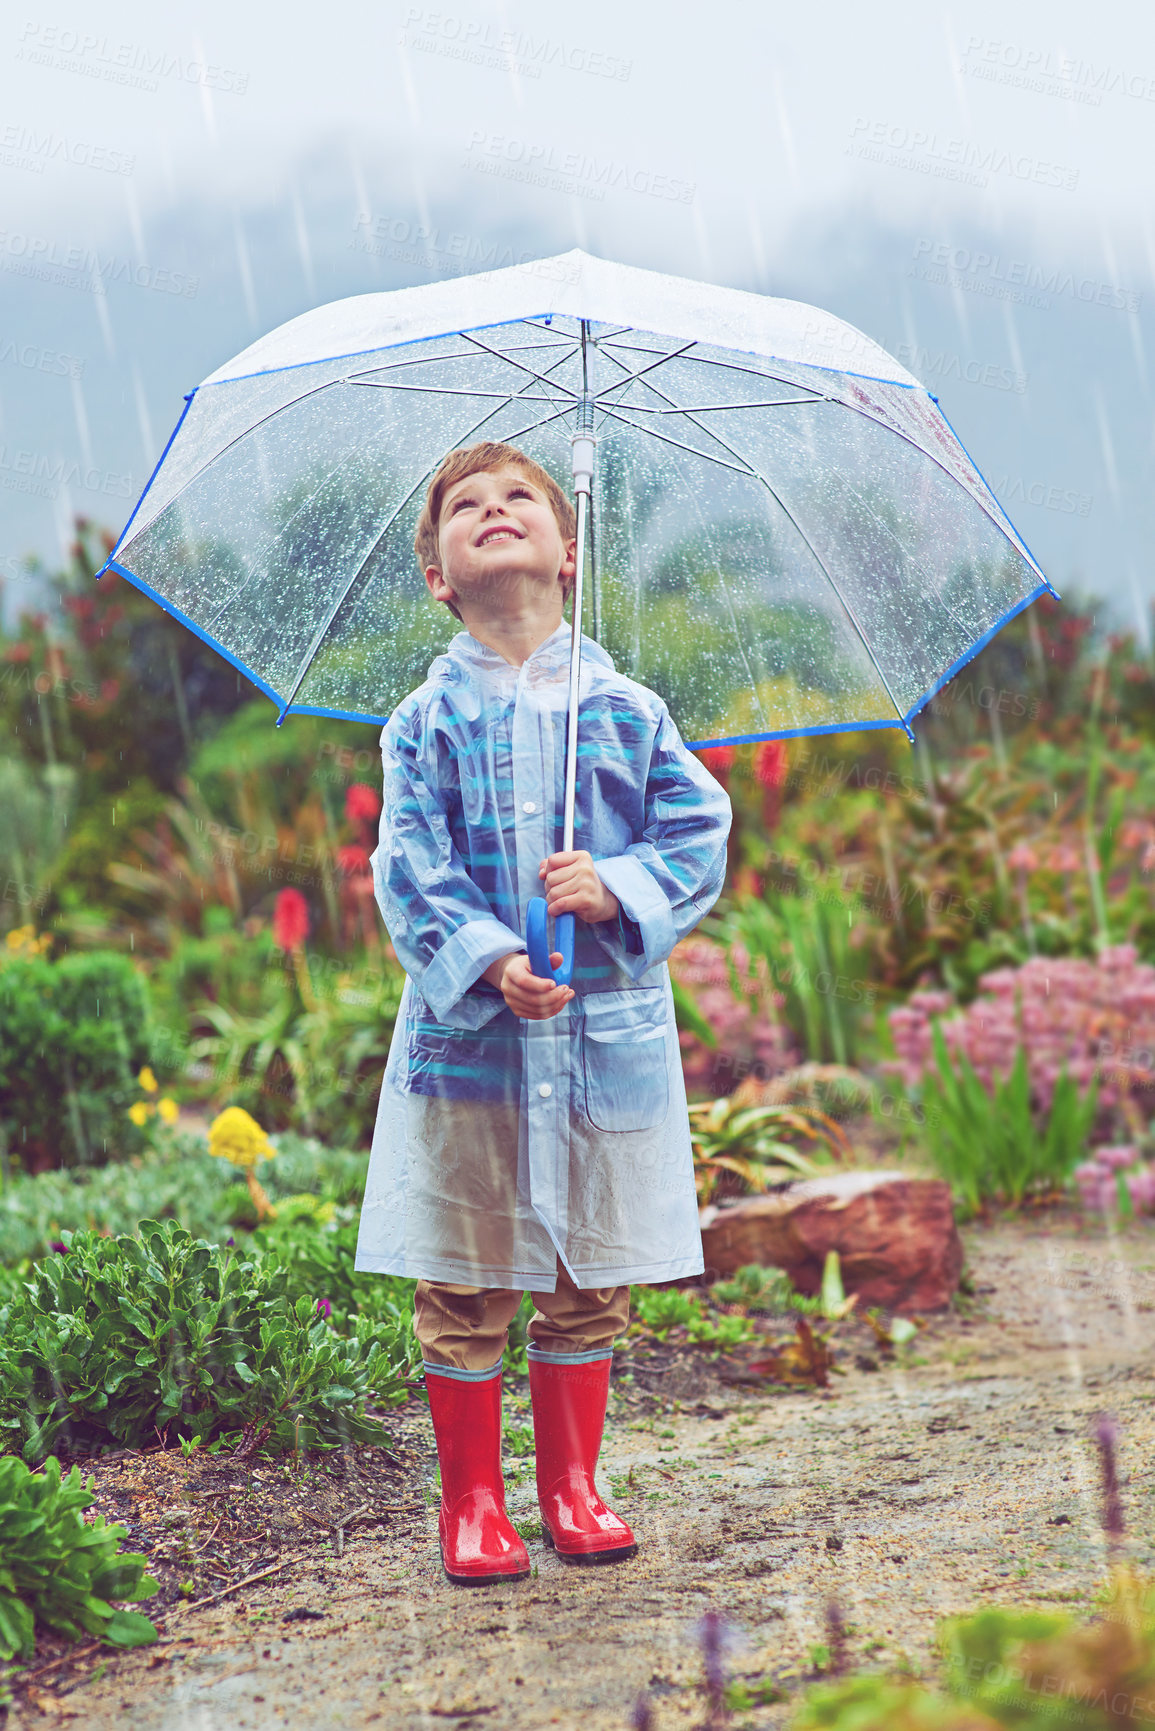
[
  {"xmin": 538, "ymin": 851, "xmax": 620, "ymax": 924},
  {"xmin": 484, "ymin": 951, "xmax": 574, "ymax": 1019}
]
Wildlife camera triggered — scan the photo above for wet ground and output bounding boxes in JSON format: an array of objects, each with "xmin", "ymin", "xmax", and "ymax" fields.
[{"xmin": 8, "ymin": 1214, "xmax": 1155, "ymax": 1730}]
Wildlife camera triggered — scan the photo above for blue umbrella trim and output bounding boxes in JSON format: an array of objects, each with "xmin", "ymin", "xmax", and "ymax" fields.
[
  {"xmin": 94, "ymin": 555, "xmax": 392, "ymax": 728},
  {"xmin": 97, "ymin": 555, "xmax": 1058, "ymax": 749},
  {"xmin": 929, "ymin": 393, "xmax": 1048, "ymax": 582},
  {"xmin": 684, "ymin": 576, "xmax": 1060, "ymax": 749}
]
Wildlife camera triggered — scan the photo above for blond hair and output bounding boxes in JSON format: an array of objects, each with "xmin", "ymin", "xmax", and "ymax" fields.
[{"xmin": 414, "ymin": 441, "xmax": 577, "ymax": 621}]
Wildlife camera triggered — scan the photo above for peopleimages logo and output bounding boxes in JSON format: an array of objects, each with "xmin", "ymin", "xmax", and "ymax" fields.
[
  {"xmin": 0, "ymin": 229, "xmax": 199, "ymax": 297},
  {"xmin": 892, "ymin": 339, "xmax": 1027, "ymax": 396},
  {"xmin": 959, "ymin": 35, "xmax": 1155, "ymax": 105},
  {"xmin": 0, "ymin": 445, "xmax": 134, "ymax": 502},
  {"xmin": 847, "ymin": 118, "xmax": 1079, "ymax": 191},
  {"xmin": 909, "ymin": 239, "xmax": 1141, "ymax": 314},
  {"xmin": 0, "ymin": 338, "xmax": 85, "ymax": 378},
  {"xmin": 991, "ymin": 472, "xmax": 1093, "ymax": 517},
  {"xmin": 399, "ymin": 7, "xmax": 631, "ymax": 81},
  {"xmin": 0, "ymin": 123, "xmax": 134, "ymax": 175},
  {"xmin": 464, "ymin": 130, "xmax": 695, "ymax": 203},
  {"xmin": 16, "ymin": 21, "xmax": 249, "ymax": 94}
]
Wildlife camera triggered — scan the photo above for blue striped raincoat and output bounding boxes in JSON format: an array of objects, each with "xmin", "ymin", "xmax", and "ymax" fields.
[{"xmin": 353, "ymin": 621, "xmax": 732, "ymax": 1290}]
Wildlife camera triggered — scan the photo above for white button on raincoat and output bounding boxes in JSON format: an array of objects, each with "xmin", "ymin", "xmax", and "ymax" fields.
[{"xmin": 354, "ymin": 621, "xmax": 732, "ymax": 1290}]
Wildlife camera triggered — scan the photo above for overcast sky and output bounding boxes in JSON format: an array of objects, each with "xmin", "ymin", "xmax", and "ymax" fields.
[{"xmin": 2, "ymin": 0, "xmax": 1153, "ymax": 636}]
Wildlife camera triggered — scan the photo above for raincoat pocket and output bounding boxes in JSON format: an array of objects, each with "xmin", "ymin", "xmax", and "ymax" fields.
[{"xmin": 581, "ymin": 987, "xmax": 669, "ymax": 1133}]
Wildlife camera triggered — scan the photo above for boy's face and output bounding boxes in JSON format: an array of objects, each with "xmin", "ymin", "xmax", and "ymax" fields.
[{"xmin": 425, "ymin": 465, "xmax": 575, "ymax": 616}]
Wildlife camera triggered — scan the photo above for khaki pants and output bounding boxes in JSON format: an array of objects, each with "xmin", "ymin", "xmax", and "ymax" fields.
[{"xmin": 415, "ymin": 1258, "xmax": 630, "ymax": 1372}]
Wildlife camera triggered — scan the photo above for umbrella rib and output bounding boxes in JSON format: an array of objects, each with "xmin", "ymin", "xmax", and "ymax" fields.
[
  {"xmin": 606, "ymin": 335, "xmax": 1018, "ymax": 552},
  {"xmin": 611, "ymin": 397, "xmax": 823, "ymax": 415},
  {"xmin": 594, "ymin": 340, "xmax": 698, "ymax": 398},
  {"xmin": 594, "ymin": 405, "xmax": 758, "ymax": 478},
  {"xmin": 609, "ymin": 364, "xmax": 908, "ymax": 724},
  {"xmin": 606, "ymin": 331, "xmax": 1029, "ymax": 566},
  {"xmin": 459, "ymin": 329, "xmax": 581, "ymax": 405},
  {"xmin": 668, "ymin": 402, "xmax": 909, "ymax": 726},
  {"xmin": 809, "ymin": 463, "xmax": 985, "ymax": 653},
  {"xmin": 599, "ymin": 340, "xmax": 843, "ymax": 396},
  {"xmin": 275, "ymin": 400, "xmax": 576, "ymax": 716},
  {"xmin": 593, "ymin": 341, "xmax": 824, "ymax": 418},
  {"xmin": 147, "ymin": 377, "xmax": 347, "ymax": 543},
  {"xmin": 346, "ymin": 339, "xmax": 576, "ymax": 376},
  {"xmin": 206, "ymin": 362, "xmax": 569, "ymax": 636},
  {"xmin": 345, "ymin": 381, "xmax": 566, "ymax": 401},
  {"xmin": 812, "ymin": 399, "xmax": 1032, "ymax": 558}
]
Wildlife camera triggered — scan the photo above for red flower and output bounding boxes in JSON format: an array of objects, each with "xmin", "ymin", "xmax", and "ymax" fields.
[
  {"xmin": 345, "ymin": 783, "xmax": 382, "ymax": 824},
  {"xmin": 753, "ymin": 740, "xmax": 787, "ymax": 788},
  {"xmin": 337, "ymin": 844, "xmax": 372, "ymax": 875},
  {"xmin": 273, "ymin": 887, "xmax": 310, "ymax": 951},
  {"xmin": 697, "ymin": 745, "xmax": 735, "ymax": 774}
]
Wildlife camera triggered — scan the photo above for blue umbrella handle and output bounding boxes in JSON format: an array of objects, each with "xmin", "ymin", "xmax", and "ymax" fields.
[{"xmin": 525, "ymin": 896, "xmax": 574, "ymax": 986}]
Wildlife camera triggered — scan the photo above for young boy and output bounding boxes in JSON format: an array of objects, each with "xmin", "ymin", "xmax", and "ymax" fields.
[{"xmin": 354, "ymin": 439, "xmax": 731, "ymax": 1585}]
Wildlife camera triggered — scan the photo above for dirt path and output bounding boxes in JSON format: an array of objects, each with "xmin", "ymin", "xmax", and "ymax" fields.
[{"xmin": 12, "ymin": 1217, "xmax": 1155, "ymax": 1730}]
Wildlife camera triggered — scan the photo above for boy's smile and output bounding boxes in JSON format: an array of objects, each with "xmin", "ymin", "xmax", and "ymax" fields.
[{"xmin": 425, "ymin": 465, "xmax": 576, "ymax": 618}]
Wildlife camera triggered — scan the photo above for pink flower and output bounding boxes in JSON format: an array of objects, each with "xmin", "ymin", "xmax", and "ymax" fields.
[
  {"xmin": 696, "ymin": 745, "xmax": 735, "ymax": 781},
  {"xmin": 337, "ymin": 844, "xmax": 372, "ymax": 876},
  {"xmin": 1095, "ymin": 1145, "xmax": 1139, "ymax": 1171},
  {"xmin": 273, "ymin": 887, "xmax": 310, "ymax": 951},
  {"xmin": 753, "ymin": 740, "xmax": 788, "ymax": 788},
  {"xmin": 1007, "ymin": 842, "xmax": 1038, "ymax": 872},
  {"xmin": 345, "ymin": 783, "xmax": 382, "ymax": 824},
  {"xmin": 1047, "ymin": 845, "xmax": 1080, "ymax": 874}
]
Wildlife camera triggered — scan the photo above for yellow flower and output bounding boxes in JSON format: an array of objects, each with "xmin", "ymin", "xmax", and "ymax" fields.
[
  {"xmin": 138, "ymin": 1066, "xmax": 159, "ymax": 1094},
  {"xmin": 5, "ymin": 926, "xmax": 51, "ymax": 958},
  {"xmin": 208, "ymin": 1106, "xmax": 274, "ymax": 1170},
  {"xmin": 128, "ymin": 1101, "xmax": 152, "ymax": 1127},
  {"xmin": 157, "ymin": 1097, "xmax": 179, "ymax": 1124}
]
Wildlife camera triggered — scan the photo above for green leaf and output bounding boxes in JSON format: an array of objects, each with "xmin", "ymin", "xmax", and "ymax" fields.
[
  {"xmin": 101, "ymin": 1610, "xmax": 159, "ymax": 1648},
  {"xmin": 0, "ymin": 1593, "xmax": 36, "ymax": 1663}
]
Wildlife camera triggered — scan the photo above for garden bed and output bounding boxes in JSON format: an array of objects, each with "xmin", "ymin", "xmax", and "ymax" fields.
[{"xmin": 6, "ymin": 1212, "xmax": 1154, "ymax": 1728}]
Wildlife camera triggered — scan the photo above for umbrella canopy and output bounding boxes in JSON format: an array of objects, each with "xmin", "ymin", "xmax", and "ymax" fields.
[{"xmin": 98, "ymin": 247, "xmax": 1057, "ymax": 746}]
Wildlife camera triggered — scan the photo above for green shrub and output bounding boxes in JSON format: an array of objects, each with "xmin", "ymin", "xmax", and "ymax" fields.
[
  {"xmin": 923, "ymin": 1023, "xmax": 1101, "ymax": 1212},
  {"xmin": 938, "ymin": 1574, "xmax": 1155, "ymax": 1730},
  {"xmin": 0, "ymin": 1220, "xmax": 402, "ymax": 1463},
  {"xmin": 789, "ymin": 1569, "xmax": 1155, "ymax": 1728},
  {"xmin": 630, "ymin": 1285, "xmax": 755, "ymax": 1348},
  {"xmin": 51, "ymin": 776, "xmax": 167, "ymax": 912},
  {"xmin": 790, "ymin": 1675, "xmax": 989, "ymax": 1728},
  {"xmin": 0, "ymin": 1455, "xmax": 158, "ymax": 1664},
  {"xmin": 712, "ymin": 1263, "xmax": 824, "ymax": 1315},
  {"xmin": 252, "ymin": 1218, "xmax": 422, "ymax": 1380},
  {"xmin": 0, "ymin": 1134, "xmax": 369, "ymax": 1263},
  {"xmin": 0, "ymin": 950, "xmax": 153, "ymax": 1171},
  {"xmin": 188, "ymin": 963, "xmax": 404, "ymax": 1147}
]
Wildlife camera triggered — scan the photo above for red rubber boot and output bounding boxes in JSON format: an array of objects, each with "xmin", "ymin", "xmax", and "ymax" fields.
[
  {"xmin": 425, "ymin": 1368, "xmax": 530, "ymax": 1585},
  {"xmin": 529, "ymin": 1353, "xmax": 637, "ymax": 1564}
]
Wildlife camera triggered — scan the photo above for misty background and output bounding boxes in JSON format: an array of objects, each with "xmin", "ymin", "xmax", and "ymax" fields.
[{"xmin": 1, "ymin": 0, "xmax": 1152, "ymax": 643}]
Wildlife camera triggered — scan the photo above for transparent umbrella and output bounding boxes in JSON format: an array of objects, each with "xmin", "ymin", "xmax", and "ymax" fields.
[{"xmin": 97, "ymin": 247, "xmax": 1058, "ymax": 980}]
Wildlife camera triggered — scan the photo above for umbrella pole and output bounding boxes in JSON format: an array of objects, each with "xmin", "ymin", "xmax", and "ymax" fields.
[
  {"xmin": 526, "ymin": 395, "xmax": 595, "ymax": 981},
  {"xmin": 562, "ymin": 472, "xmax": 591, "ymax": 852}
]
